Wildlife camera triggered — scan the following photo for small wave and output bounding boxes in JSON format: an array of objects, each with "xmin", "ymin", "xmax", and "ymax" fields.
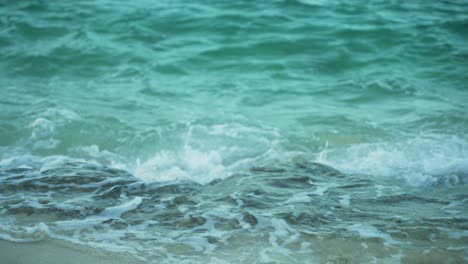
[
  {"xmin": 317, "ymin": 135, "xmax": 468, "ymax": 186},
  {"xmin": 133, "ymin": 122, "xmax": 284, "ymax": 184},
  {"xmin": 348, "ymin": 224, "xmax": 400, "ymax": 245},
  {"xmin": 1, "ymin": 153, "xmax": 466, "ymax": 262},
  {"xmin": 0, "ymin": 221, "xmax": 49, "ymax": 243},
  {"xmin": 134, "ymin": 145, "xmax": 226, "ymax": 184},
  {"xmin": 26, "ymin": 108, "xmax": 81, "ymax": 150}
]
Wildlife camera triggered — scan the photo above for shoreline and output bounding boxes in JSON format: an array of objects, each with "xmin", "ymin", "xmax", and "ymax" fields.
[{"xmin": 0, "ymin": 238, "xmax": 144, "ymax": 264}]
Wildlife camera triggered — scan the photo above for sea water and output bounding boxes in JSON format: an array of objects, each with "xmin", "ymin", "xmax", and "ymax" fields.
[{"xmin": 1, "ymin": 0, "xmax": 467, "ymax": 263}]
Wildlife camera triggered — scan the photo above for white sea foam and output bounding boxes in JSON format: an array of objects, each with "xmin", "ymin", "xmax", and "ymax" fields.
[
  {"xmin": 133, "ymin": 123, "xmax": 283, "ymax": 184},
  {"xmin": 267, "ymin": 218, "xmax": 295, "ymax": 256},
  {"xmin": 180, "ymin": 237, "xmax": 217, "ymax": 253},
  {"xmin": 52, "ymin": 197, "xmax": 143, "ymax": 233},
  {"xmin": 134, "ymin": 145, "xmax": 227, "ymax": 184},
  {"xmin": 285, "ymin": 192, "xmax": 311, "ymax": 204},
  {"xmin": 76, "ymin": 145, "xmax": 129, "ymax": 170},
  {"xmin": 310, "ymin": 184, "xmax": 330, "ymax": 196},
  {"xmin": 28, "ymin": 108, "xmax": 80, "ymax": 150},
  {"xmin": 348, "ymin": 224, "xmax": 400, "ymax": 245},
  {"xmin": 0, "ymin": 222, "xmax": 50, "ymax": 243},
  {"xmin": 339, "ymin": 194, "xmax": 351, "ymax": 207},
  {"xmin": 0, "ymin": 155, "xmax": 77, "ymax": 172},
  {"xmin": 297, "ymin": 0, "xmax": 328, "ymax": 6},
  {"xmin": 30, "ymin": 117, "xmax": 56, "ymax": 138},
  {"xmin": 317, "ymin": 135, "xmax": 468, "ymax": 186},
  {"xmin": 0, "ymin": 233, "xmax": 40, "ymax": 243},
  {"xmin": 132, "ymin": 143, "xmax": 295, "ymax": 185},
  {"xmin": 99, "ymin": 197, "xmax": 142, "ymax": 218},
  {"xmin": 30, "ymin": 117, "xmax": 60, "ymax": 149},
  {"xmin": 42, "ymin": 108, "xmax": 81, "ymax": 121}
]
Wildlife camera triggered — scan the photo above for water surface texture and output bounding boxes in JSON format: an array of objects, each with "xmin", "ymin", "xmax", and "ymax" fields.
[{"xmin": 1, "ymin": 0, "xmax": 468, "ymax": 263}]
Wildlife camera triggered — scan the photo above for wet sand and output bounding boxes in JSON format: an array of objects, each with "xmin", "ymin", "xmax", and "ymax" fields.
[{"xmin": 0, "ymin": 239, "xmax": 144, "ymax": 264}]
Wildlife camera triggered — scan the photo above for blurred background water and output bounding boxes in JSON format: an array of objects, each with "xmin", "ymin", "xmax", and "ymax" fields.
[{"xmin": 1, "ymin": 0, "xmax": 468, "ymax": 263}]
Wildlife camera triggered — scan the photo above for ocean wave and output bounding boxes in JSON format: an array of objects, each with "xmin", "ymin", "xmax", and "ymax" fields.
[
  {"xmin": 318, "ymin": 134, "xmax": 468, "ymax": 186},
  {"xmin": 1, "ymin": 157, "xmax": 466, "ymax": 262}
]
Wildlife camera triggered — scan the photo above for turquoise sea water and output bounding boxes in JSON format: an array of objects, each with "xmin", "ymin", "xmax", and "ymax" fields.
[{"xmin": 1, "ymin": 0, "xmax": 468, "ymax": 263}]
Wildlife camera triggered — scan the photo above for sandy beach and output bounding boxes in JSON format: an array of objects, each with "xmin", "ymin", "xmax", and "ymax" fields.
[{"xmin": 0, "ymin": 239, "xmax": 144, "ymax": 264}]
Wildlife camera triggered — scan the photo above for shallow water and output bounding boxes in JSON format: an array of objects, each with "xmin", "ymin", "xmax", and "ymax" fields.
[{"xmin": 1, "ymin": 0, "xmax": 468, "ymax": 263}]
